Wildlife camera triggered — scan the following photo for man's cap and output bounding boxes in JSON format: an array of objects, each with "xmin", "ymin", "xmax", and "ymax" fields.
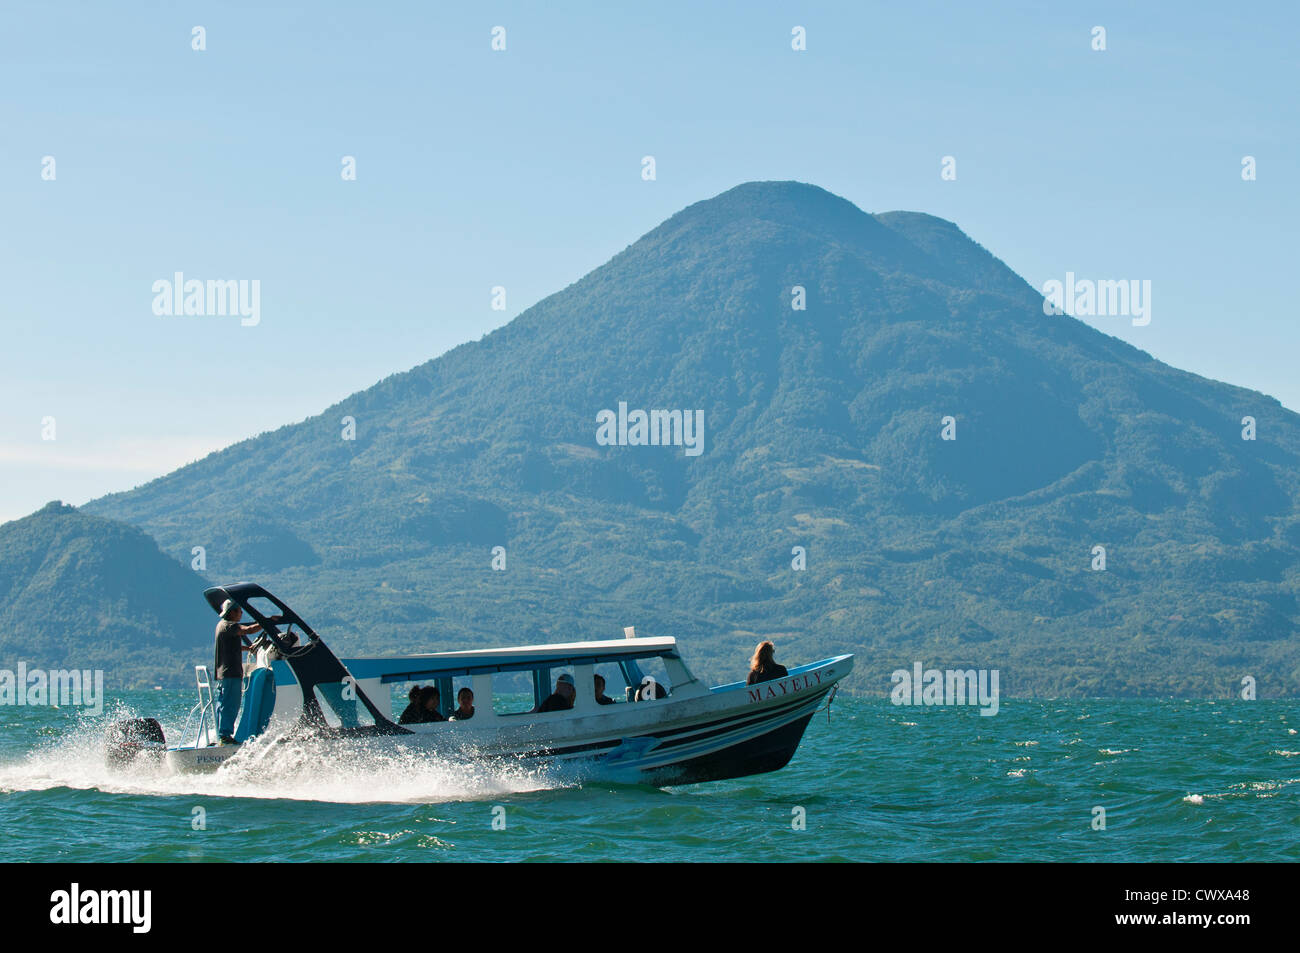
[
  {"xmin": 556, "ymin": 673, "xmax": 575, "ymax": 686},
  {"xmin": 220, "ymin": 599, "xmax": 237, "ymax": 617}
]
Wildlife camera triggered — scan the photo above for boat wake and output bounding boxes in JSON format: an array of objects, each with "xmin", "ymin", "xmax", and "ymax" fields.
[{"xmin": 0, "ymin": 704, "xmax": 579, "ymax": 804}]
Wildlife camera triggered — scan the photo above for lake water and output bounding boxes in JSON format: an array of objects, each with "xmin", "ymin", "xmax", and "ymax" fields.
[{"xmin": 1, "ymin": 693, "xmax": 1297, "ymax": 862}]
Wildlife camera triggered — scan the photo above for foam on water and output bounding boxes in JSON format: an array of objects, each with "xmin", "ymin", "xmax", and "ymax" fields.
[{"xmin": 0, "ymin": 702, "xmax": 576, "ymax": 804}]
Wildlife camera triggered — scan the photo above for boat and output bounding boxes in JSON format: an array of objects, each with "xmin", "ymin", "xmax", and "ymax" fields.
[{"xmin": 105, "ymin": 582, "xmax": 853, "ymax": 786}]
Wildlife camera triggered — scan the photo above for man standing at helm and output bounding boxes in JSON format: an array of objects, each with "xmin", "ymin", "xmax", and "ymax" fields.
[{"xmin": 213, "ymin": 600, "xmax": 269, "ymax": 745}]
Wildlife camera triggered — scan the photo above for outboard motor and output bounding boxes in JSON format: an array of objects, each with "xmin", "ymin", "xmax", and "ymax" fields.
[{"xmin": 104, "ymin": 717, "xmax": 166, "ymax": 768}]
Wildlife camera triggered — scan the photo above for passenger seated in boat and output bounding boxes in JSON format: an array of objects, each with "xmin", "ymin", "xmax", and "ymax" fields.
[
  {"xmin": 451, "ymin": 687, "xmax": 475, "ymax": 720},
  {"xmin": 746, "ymin": 640, "xmax": 788, "ymax": 685},
  {"xmin": 535, "ymin": 673, "xmax": 575, "ymax": 712},
  {"xmin": 421, "ymin": 685, "xmax": 446, "ymax": 722},
  {"xmin": 593, "ymin": 674, "xmax": 615, "ymax": 706},
  {"xmin": 398, "ymin": 686, "xmax": 425, "ymax": 724},
  {"xmin": 634, "ymin": 676, "xmax": 667, "ymax": 701}
]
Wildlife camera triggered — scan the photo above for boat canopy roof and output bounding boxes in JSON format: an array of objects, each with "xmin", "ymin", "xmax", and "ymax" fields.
[
  {"xmin": 203, "ymin": 582, "xmax": 319, "ymax": 640},
  {"xmin": 204, "ymin": 581, "xmax": 681, "ymax": 685},
  {"xmin": 341, "ymin": 638, "xmax": 680, "ymax": 683}
]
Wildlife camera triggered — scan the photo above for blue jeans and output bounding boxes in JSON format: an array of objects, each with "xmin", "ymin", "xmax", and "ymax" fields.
[{"xmin": 215, "ymin": 678, "xmax": 242, "ymax": 739}]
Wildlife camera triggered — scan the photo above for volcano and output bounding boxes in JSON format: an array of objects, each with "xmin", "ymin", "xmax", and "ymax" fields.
[{"xmin": 38, "ymin": 181, "xmax": 1299, "ymax": 694}]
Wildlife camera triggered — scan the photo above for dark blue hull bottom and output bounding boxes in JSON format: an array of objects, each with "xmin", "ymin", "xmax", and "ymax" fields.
[{"xmin": 647, "ymin": 711, "xmax": 817, "ymax": 786}]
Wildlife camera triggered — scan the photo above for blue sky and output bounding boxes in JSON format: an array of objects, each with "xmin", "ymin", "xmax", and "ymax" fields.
[{"xmin": 2, "ymin": 1, "xmax": 1296, "ymax": 523}]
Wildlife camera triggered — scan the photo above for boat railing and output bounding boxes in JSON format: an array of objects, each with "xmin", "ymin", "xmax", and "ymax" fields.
[
  {"xmin": 180, "ymin": 665, "xmax": 217, "ymax": 748},
  {"xmin": 709, "ymin": 654, "xmax": 853, "ymax": 694}
]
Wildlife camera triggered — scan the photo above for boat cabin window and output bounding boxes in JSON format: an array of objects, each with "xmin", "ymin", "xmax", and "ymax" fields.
[
  {"xmin": 534, "ymin": 665, "xmax": 576, "ymax": 711},
  {"xmin": 391, "ymin": 681, "xmax": 414, "ymax": 718},
  {"xmin": 447, "ymin": 676, "xmax": 476, "ymax": 720},
  {"xmin": 491, "ymin": 671, "xmax": 535, "ymax": 716},
  {"xmin": 484, "ymin": 660, "xmax": 671, "ymax": 715},
  {"xmin": 312, "ymin": 683, "xmax": 376, "ymax": 729},
  {"xmin": 592, "ymin": 663, "xmax": 625, "ymax": 705},
  {"xmin": 392, "ymin": 680, "xmax": 434, "ymax": 723},
  {"xmin": 391, "ymin": 677, "xmax": 473, "ymax": 723},
  {"xmin": 629, "ymin": 657, "xmax": 672, "ymax": 701}
]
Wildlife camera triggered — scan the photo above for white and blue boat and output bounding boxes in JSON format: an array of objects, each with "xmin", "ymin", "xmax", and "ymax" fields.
[{"xmin": 106, "ymin": 583, "xmax": 852, "ymax": 786}]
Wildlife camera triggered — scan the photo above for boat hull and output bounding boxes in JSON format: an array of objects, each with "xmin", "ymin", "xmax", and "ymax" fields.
[{"xmin": 642, "ymin": 707, "xmax": 819, "ymax": 785}]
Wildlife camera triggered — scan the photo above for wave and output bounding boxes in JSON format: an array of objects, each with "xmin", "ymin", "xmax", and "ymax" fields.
[{"xmin": 0, "ymin": 702, "xmax": 576, "ymax": 805}]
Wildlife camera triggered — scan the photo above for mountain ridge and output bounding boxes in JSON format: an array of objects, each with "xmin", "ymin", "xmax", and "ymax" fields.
[{"xmin": 0, "ymin": 502, "xmax": 211, "ymax": 686}]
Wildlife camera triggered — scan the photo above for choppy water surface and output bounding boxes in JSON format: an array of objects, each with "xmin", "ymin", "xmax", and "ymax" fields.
[{"xmin": 1, "ymin": 694, "xmax": 1297, "ymax": 861}]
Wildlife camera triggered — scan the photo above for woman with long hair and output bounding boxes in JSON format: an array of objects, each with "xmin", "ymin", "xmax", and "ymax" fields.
[{"xmin": 746, "ymin": 640, "xmax": 789, "ymax": 685}]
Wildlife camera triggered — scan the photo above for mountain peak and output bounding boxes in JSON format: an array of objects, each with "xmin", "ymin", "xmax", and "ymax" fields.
[
  {"xmin": 661, "ymin": 179, "xmax": 886, "ymax": 239},
  {"xmin": 671, "ymin": 181, "xmax": 972, "ymax": 241},
  {"xmin": 615, "ymin": 180, "xmax": 1028, "ymax": 307},
  {"xmin": 693, "ymin": 178, "xmax": 863, "ymax": 212},
  {"xmin": 35, "ymin": 500, "xmax": 77, "ymax": 517}
]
